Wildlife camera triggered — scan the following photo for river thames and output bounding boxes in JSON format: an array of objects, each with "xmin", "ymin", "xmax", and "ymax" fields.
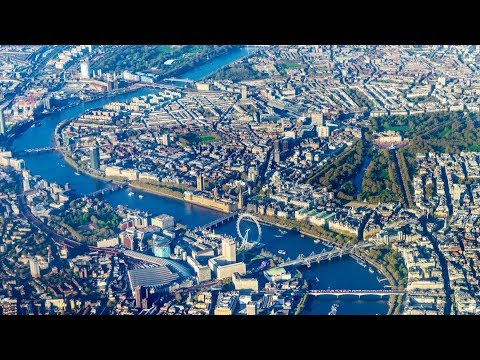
[{"xmin": 12, "ymin": 46, "xmax": 389, "ymax": 315}]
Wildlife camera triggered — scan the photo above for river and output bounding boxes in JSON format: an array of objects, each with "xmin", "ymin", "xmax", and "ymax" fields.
[{"xmin": 12, "ymin": 46, "xmax": 389, "ymax": 315}]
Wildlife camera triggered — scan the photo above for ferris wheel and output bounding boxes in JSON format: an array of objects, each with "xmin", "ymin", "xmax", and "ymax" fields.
[{"xmin": 236, "ymin": 213, "xmax": 262, "ymax": 249}]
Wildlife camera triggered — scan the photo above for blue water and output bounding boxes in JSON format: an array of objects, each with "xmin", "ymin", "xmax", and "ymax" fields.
[
  {"xmin": 106, "ymin": 188, "xmax": 221, "ymax": 229},
  {"xmin": 12, "ymin": 45, "xmax": 389, "ymax": 314},
  {"xmin": 178, "ymin": 47, "xmax": 252, "ymax": 80},
  {"xmin": 214, "ymin": 220, "xmax": 389, "ymax": 315}
]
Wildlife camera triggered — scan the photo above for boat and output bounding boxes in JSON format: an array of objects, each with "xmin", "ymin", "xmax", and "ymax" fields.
[
  {"xmin": 314, "ymin": 239, "xmax": 321, "ymax": 244},
  {"xmin": 138, "ymin": 195, "xmax": 144, "ymax": 199},
  {"xmin": 315, "ymin": 276, "xmax": 319, "ymax": 282},
  {"xmin": 74, "ymin": 171, "xmax": 80, "ymax": 176},
  {"xmin": 128, "ymin": 192, "xmax": 134, "ymax": 197},
  {"xmin": 300, "ymin": 234, "xmax": 305, "ymax": 238},
  {"xmin": 328, "ymin": 304, "xmax": 339, "ymax": 315},
  {"xmin": 273, "ymin": 235, "xmax": 282, "ymax": 238},
  {"xmin": 368, "ymin": 267, "xmax": 374, "ymax": 274},
  {"xmin": 278, "ymin": 249, "xmax": 286, "ymax": 255},
  {"xmin": 278, "ymin": 229, "xmax": 287, "ymax": 235},
  {"xmin": 356, "ymin": 259, "xmax": 367, "ymax": 268}
]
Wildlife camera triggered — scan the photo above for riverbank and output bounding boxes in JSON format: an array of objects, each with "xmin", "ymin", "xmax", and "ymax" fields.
[
  {"xmin": 255, "ymin": 212, "xmax": 403, "ymax": 313},
  {"xmin": 7, "ymin": 85, "xmax": 147, "ymax": 148},
  {"xmin": 128, "ymin": 181, "xmax": 184, "ymax": 201}
]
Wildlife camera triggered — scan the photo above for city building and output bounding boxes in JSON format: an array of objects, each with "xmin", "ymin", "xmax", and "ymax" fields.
[
  {"xmin": 246, "ymin": 302, "xmax": 257, "ymax": 315},
  {"xmin": 0, "ymin": 109, "xmax": 5, "ymax": 136},
  {"xmin": 232, "ymin": 272, "xmax": 259, "ymax": 292},
  {"xmin": 80, "ymin": 61, "xmax": 90, "ymax": 79},
  {"xmin": 127, "ymin": 266, "xmax": 179, "ymax": 290},
  {"xmin": 187, "ymin": 256, "xmax": 212, "ymax": 282},
  {"xmin": 162, "ymin": 133, "xmax": 170, "ymax": 146},
  {"xmin": 152, "ymin": 235, "xmax": 171, "ymax": 258},
  {"xmin": 241, "ymin": 85, "xmax": 248, "ymax": 99},
  {"xmin": 222, "ymin": 237, "xmax": 236, "ymax": 262},
  {"xmin": 208, "ymin": 237, "xmax": 246, "ymax": 279},
  {"xmin": 214, "ymin": 291, "xmax": 239, "ymax": 315},
  {"xmin": 196, "ymin": 173, "xmax": 204, "ymax": 191},
  {"xmin": 29, "ymin": 258, "xmax": 41, "ymax": 278},
  {"xmin": 90, "ymin": 147, "xmax": 100, "ymax": 170},
  {"xmin": 151, "ymin": 214, "xmax": 174, "ymax": 229},
  {"xmin": 134, "ymin": 285, "xmax": 148, "ymax": 309}
]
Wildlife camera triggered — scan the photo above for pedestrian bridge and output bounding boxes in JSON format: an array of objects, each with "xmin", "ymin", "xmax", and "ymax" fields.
[
  {"xmin": 272, "ymin": 245, "xmax": 355, "ymax": 270},
  {"xmin": 307, "ymin": 289, "xmax": 405, "ymax": 298}
]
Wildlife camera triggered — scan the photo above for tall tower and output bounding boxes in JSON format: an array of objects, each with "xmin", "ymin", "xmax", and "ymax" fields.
[
  {"xmin": 0, "ymin": 109, "xmax": 6, "ymax": 136},
  {"xmin": 80, "ymin": 61, "xmax": 90, "ymax": 79},
  {"xmin": 196, "ymin": 173, "xmax": 204, "ymax": 191},
  {"xmin": 238, "ymin": 185, "xmax": 244, "ymax": 210},
  {"xmin": 241, "ymin": 85, "xmax": 248, "ymax": 99},
  {"xmin": 22, "ymin": 170, "xmax": 30, "ymax": 191},
  {"xmin": 213, "ymin": 186, "xmax": 218, "ymax": 201},
  {"xmin": 221, "ymin": 237, "xmax": 236, "ymax": 262},
  {"xmin": 90, "ymin": 147, "xmax": 100, "ymax": 170},
  {"xmin": 29, "ymin": 258, "xmax": 41, "ymax": 278},
  {"xmin": 162, "ymin": 133, "xmax": 170, "ymax": 146}
]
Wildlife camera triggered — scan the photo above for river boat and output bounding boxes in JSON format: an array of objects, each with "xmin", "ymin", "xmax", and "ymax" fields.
[
  {"xmin": 328, "ymin": 304, "xmax": 339, "ymax": 315},
  {"xmin": 278, "ymin": 249, "xmax": 286, "ymax": 255}
]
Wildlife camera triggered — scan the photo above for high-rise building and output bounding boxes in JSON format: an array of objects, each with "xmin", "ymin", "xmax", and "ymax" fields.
[
  {"xmin": 0, "ymin": 109, "xmax": 6, "ymax": 136},
  {"xmin": 162, "ymin": 133, "xmax": 170, "ymax": 146},
  {"xmin": 222, "ymin": 237, "xmax": 236, "ymax": 262},
  {"xmin": 22, "ymin": 170, "xmax": 30, "ymax": 191},
  {"xmin": 273, "ymin": 139, "xmax": 281, "ymax": 152},
  {"xmin": 248, "ymin": 167, "xmax": 258, "ymax": 182},
  {"xmin": 196, "ymin": 173, "xmax": 204, "ymax": 191},
  {"xmin": 80, "ymin": 61, "xmax": 90, "ymax": 79},
  {"xmin": 241, "ymin": 85, "xmax": 248, "ymax": 99},
  {"xmin": 29, "ymin": 258, "xmax": 41, "ymax": 278},
  {"xmin": 90, "ymin": 147, "xmax": 100, "ymax": 170},
  {"xmin": 238, "ymin": 185, "xmax": 244, "ymax": 210}
]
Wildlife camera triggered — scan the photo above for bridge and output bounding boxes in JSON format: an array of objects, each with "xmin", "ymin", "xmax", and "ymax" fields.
[
  {"xmin": 19, "ymin": 146, "xmax": 63, "ymax": 154},
  {"xmin": 163, "ymin": 77, "xmax": 194, "ymax": 84},
  {"xmin": 200, "ymin": 211, "xmax": 238, "ymax": 230},
  {"xmin": 16, "ymin": 143, "xmax": 114, "ymax": 156},
  {"xmin": 272, "ymin": 245, "xmax": 357, "ymax": 270},
  {"xmin": 307, "ymin": 289, "xmax": 405, "ymax": 298},
  {"xmin": 83, "ymin": 182, "xmax": 128, "ymax": 198}
]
